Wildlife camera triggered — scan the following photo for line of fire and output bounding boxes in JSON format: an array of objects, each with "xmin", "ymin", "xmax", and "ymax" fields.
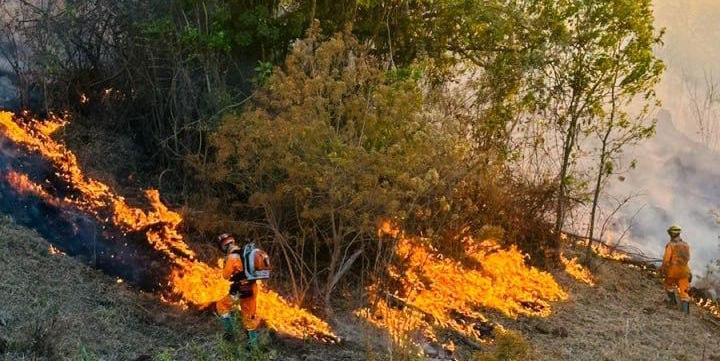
[
  {"xmin": 0, "ymin": 110, "xmax": 335, "ymax": 342},
  {"xmin": 5, "ymin": 109, "xmax": 714, "ymax": 354}
]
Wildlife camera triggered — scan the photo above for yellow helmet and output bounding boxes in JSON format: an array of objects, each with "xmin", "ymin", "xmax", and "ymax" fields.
[{"xmin": 667, "ymin": 225, "xmax": 682, "ymax": 237}]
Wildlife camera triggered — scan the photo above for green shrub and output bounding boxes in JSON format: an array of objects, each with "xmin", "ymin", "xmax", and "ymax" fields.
[{"xmin": 197, "ymin": 23, "xmax": 469, "ymax": 306}]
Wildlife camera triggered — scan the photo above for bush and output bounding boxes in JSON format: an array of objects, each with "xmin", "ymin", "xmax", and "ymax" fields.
[
  {"xmin": 194, "ymin": 21, "xmax": 561, "ymax": 308},
  {"xmin": 196, "ymin": 22, "xmax": 464, "ymax": 306}
]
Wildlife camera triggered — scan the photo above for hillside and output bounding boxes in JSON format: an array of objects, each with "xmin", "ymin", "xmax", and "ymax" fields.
[
  {"xmin": 0, "ymin": 216, "xmax": 354, "ymax": 361},
  {"xmin": 2, "ymin": 214, "xmax": 720, "ymax": 360},
  {"xmin": 0, "ymin": 1, "xmax": 716, "ymax": 360},
  {"xmin": 528, "ymin": 257, "xmax": 720, "ymax": 360}
]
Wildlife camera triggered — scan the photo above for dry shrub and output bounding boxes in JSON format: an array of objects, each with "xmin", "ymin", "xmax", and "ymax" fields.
[
  {"xmin": 194, "ymin": 23, "xmax": 561, "ymax": 309},
  {"xmin": 473, "ymin": 331, "xmax": 533, "ymax": 361},
  {"xmin": 196, "ymin": 23, "xmax": 472, "ymax": 307}
]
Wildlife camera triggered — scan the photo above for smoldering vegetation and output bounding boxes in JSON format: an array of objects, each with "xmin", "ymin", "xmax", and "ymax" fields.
[{"xmin": 0, "ymin": 135, "xmax": 171, "ymax": 291}]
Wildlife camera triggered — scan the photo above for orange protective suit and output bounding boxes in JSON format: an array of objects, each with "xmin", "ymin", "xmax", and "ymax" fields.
[
  {"xmin": 661, "ymin": 237, "xmax": 691, "ymax": 302},
  {"xmin": 216, "ymin": 249, "xmax": 260, "ymax": 331}
]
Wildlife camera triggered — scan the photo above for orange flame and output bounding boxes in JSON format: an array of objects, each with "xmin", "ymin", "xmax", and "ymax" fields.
[
  {"xmin": 359, "ymin": 227, "xmax": 567, "ymax": 343},
  {"xmin": 0, "ymin": 111, "xmax": 334, "ymax": 340},
  {"xmin": 560, "ymin": 254, "xmax": 596, "ymax": 286},
  {"xmin": 696, "ymin": 298, "xmax": 720, "ymax": 319},
  {"xmin": 580, "ymin": 239, "xmax": 629, "ymax": 261}
]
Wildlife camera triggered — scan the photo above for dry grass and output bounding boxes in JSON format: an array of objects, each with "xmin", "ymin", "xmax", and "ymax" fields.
[
  {"xmin": 3, "ymin": 211, "xmax": 720, "ymax": 361},
  {"xmin": 0, "ymin": 215, "xmax": 354, "ymax": 361},
  {"xmin": 522, "ymin": 256, "xmax": 720, "ymax": 361},
  {"xmin": 0, "ymin": 214, "xmax": 207, "ymax": 360}
]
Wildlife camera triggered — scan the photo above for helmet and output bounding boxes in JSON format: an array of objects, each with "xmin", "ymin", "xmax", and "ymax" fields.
[
  {"xmin": 217, "ymin": 233, "xmax": 236, "ymax": 252},
  {"xmin": 667, "ymin": 225, "xmax": 682, "ymax": 237}
]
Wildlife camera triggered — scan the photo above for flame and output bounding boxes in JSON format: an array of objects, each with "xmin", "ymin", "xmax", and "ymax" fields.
[
  {"xmin": 5, "ymin": 171, "xmax": 51, "ymax": 198},
  {"xmin": 560, "ymin": 254, "xmax": 596, "ymax": 286},
  {"xmin": 696, "ymin": 298, "xmax": 720, "ymax": 319},
  {"xmin": 358, "ymin": 230, "xmax": 567, "ymax": 343},
  {"xmin": 0, "ymin": 111, "xmax": 334, "ymax": 340},
  {"xmin": 580, "ymin": 239, "xmax": 629, "ymax": 261},
  {"xmin": 49, "ymin": 245, "xmax": 66, "ymax": 255},
  {"xmin": 257, "ymin": 285, "xmax": 337, "ymax": 342}
]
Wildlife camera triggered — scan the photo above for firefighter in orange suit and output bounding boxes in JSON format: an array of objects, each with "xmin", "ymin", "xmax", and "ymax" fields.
[
  {"xmin": 216, "ymin": 233, "xmax": 271, "ymax": 345},
  {"xmin": 659, "ymin": 225, "xmax": 691, "ymax": 314}
]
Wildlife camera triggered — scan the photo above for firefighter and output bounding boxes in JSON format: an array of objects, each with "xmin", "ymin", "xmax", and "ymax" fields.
[
  {"xmin": 659, "ymin": 225, "xmax": 691, "ymax": 314},
  {"xmin": 215, "ymin": 233, "xmax": 271, "ymax": 346}
]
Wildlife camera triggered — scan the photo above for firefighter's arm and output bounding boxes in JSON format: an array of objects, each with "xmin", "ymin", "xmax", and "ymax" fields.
[{"xmin": 222, "ymin": 254, "xmax": 244, "ymax": 279}]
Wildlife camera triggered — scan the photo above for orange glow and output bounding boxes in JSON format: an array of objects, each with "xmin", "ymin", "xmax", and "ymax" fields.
[
  {"xmin": 48, "ymin": 245, "xmax": 66, "ymax": 256},
  {"xmin": 0, "ymin": 111, "xmax": 335, "ymax": 340},
  {"xmin": 358, "ymin": 232, "xmax": 567, "ymax": 343},
  {"xmin": 5, "ymin": 171, "xmax": 50, "ymax": 198},
  {"xmin": 580, "ymin": 239, "xmax": 629, "ymax": 261},
  {"xmin": 696, "ymin": 298, "xmax": 720, "ymax": 319},
  {"xmin": 258, "ymin": 284, "xmax": 337, "ymax": 342},
  {"xmin": 560, "ymin": 254, "xmax": 596, "ymax": 286},
  {"xmin": 4, "ymin": 171, "xmax": 65, "ymax": 208}
]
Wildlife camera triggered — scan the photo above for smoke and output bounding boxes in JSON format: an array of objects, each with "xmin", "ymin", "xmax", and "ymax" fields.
[
  {"xmin": 606, "ymin": 110, "xmax": 720, "ymax": 272},
  {"xmin": 600, "ymin": 0, "xmax": 720, "ymax": 273}
]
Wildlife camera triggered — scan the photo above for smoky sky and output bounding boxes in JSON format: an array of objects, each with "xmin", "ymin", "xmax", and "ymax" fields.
[{"xmin": 606, "ymin": 110, "xmax": 720, "ymax": 272}]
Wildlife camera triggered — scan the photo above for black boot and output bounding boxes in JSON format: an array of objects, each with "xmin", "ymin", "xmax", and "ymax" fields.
[
  {"xmin": 681, "ymin": 301, "xmax": 690, "ymax": 315},
  {"xmin": 666, "ymin": 291, "xmax": 678, "ymax": 308}
]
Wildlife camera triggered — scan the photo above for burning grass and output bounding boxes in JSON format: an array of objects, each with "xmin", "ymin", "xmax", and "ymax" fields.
[
  {"xmin": 560, "ymin": 254, "xmax": 596, "ymax": 286},
  {"xmin": 0, "ymin": 111, "xmax": 335, "ymax": 341},
  {"xmin": 696, "ymin": 298, "xmax": 720, "ymax": 320},
  {"xmin": 358, "ymin": 234, "xmax": 568, "ymax": 346},
  {"xmin": 580, "ymin": 239, "xmax": 629, "ymax": 261}
]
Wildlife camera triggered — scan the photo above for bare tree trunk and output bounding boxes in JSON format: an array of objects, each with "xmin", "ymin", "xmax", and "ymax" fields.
[
  {"xmin": 586, "ymin": 66, "xmax": 619, "ymax": 260},
  {"xmin": 553, "ymin": 114, "xmax": 580, "ymax": 260},
  {"xmin": 586, "ymin": 130, "xmax": 610, "ymax": 259}
]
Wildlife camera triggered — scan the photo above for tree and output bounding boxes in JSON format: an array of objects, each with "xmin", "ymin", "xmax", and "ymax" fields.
[
  {"xmin": 683, "ymin": 71, "xmax": 720, "ymax": 150},
  {"xmin": 201, "ymin": 24, "xmax": 458, "ymax": 308},
  {"xmin": 533, "ymin": 0, "xmax": 663, "ymax": 259},
  {"xmin": 585, "ymin": 45, "xmax": 661, "ymax": 257}
]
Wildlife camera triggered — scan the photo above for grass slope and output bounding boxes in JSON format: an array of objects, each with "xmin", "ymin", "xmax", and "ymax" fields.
[
  {"xmin": 523, "ymin": 257, "xmax": 720, "ymax": 361},
  {"xmin": 2, "ymin": 212, "xmax": 720, "ymax": 361},
  {"xmin": 0, "ymin": 215, "xmax": 212, "ymax": 360},
  {"xmin": 0, "ymin": 215, "xmax": 358, "ymax": 361}
]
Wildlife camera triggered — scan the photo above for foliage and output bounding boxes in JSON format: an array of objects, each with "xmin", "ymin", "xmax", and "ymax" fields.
[
  {"xmin": 0, "ymin": 0, "xmax": 665, "ymax": 312},
  {"xmin": 509, "ymin": 0, "xmax": 665, "ymax": 255},
  {"xmin": 198, "ymin": 23, "xmax": 463, "ymax": 305}
]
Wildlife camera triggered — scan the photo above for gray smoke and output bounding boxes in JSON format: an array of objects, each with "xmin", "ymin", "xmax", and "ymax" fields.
[
  {"xmin": 607, "ymin": 110, "xmax": 720, "ymax": 272},
  {"xmin": 600, "ymin": 0, "xmax": 720, "ymax": 273}
]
